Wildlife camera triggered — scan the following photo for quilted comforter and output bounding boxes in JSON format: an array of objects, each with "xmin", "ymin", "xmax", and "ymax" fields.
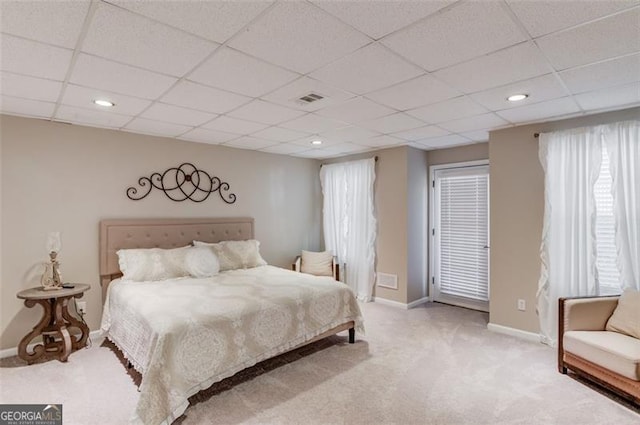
[{"xmin": 100, "ymin": 265, "xmax": 363, "ymax": 425}]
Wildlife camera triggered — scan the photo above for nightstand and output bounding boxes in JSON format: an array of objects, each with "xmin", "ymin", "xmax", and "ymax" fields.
[{"xmin": 16, "ymin": 284, "xmax": 90, "ymax": 364}]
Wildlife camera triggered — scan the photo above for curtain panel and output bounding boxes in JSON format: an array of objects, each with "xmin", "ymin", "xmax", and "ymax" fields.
[{"xmin": 320, "ymin": 158, "xmax": 377, "ymax": 301}]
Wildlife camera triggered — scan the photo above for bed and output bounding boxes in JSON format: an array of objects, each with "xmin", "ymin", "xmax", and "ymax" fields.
[{"xmin": 98, "ymin": 218, "xmax": 363, "ymax": 425}]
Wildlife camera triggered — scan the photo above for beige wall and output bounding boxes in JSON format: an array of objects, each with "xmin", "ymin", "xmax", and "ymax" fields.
[
  {"xmin": 489, "ymin": 106, "xmax": 640, "ymax": 333},
  {"xmin": 406, "ymin": 147, "xmax": 428, "ymax": 303},
  {"xmin": 0, "ymin": 115, "xmax": 322, "ymax": 349}
]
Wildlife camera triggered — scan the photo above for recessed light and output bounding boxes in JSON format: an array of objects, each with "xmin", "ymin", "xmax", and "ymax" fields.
[
  {"xmin": 93, "ymin": 99, "xmax": 114, "ymax": 107},
  {"xmin": 311, "ymin": 140, "xmax": 323, "ymax": 145},
  {"xmin": 507, "ymin": 94, "xmax": 528, "ymax": 102}
]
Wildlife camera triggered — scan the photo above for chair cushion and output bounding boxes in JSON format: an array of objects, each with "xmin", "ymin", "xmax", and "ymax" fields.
[
  {"xmin": 564, "ymin": 330, "xmax": 640, "ymax": 381},
  {"xmin": 300, "ymin": 250, "xmax": 333, "ymax": 277},
  {"xmin": 606, "ymin": 289, "xmax": 640, "ymax": 339}
]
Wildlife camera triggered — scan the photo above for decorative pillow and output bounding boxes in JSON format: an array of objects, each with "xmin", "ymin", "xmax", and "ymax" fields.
[
  {"xmin": 193, "ymin": 239, "xmax": 267, "ymax": 271},
  {"xmin": 606, "ymin": 289, "xmax": 640, "ymax": 339},
  {"xmin": 300, "ymin": 250, "xmax": 334, "ymax": 277},
  {"xmin": 184, "ymin": 246, "xmax": 220, "ymax": 278},
  {"xmin": 117, "ymin": 246, "xmax": 191, "ymax": 282}
]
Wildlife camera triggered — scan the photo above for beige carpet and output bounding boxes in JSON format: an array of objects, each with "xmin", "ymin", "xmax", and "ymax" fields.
[{"xmin": 1, "ymin": 302, "xmax": 638, "ymax": 425}]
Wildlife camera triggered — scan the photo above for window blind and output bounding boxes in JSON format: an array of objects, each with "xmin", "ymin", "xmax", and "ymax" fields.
[
  {"xmin": 438, "ymin": 171, "xmax": 489, "ymax": 301},
  {"xmin": 594, "ymin": 148, "xmax": 622, "ymax": 295}
]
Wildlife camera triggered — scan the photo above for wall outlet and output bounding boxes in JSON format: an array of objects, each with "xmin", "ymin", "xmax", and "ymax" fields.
[
  {"xmin": 517, "ymin": 299, "xmax": 526, "ymax": 311},
  {"xmin": 76, "ymin": 301, "xmax": 87, "ymax": 315}
]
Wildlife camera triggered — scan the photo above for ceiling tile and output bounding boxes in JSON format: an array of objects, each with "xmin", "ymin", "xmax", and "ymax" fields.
[
  {"xmin": 70, "ymin": 54, "xmax": 178, "ymax": 99},
  {"xmin": 460, "ymin": 130, "xmax": 490, "ymax": 142},
  {"xmin": 83, "ymin": 3, "xmax": 217, "ymax": 77},
  {"xmin": 359, "ymin": 112, "xmax": 426, "ymax": 133},
  {"xmin": 315, "ymin": 97, "xmax": 395, "ymax": 123},
  {"xmin": 179, "ymin": 128, "xmax": 240, "ymax": 145},
  {"xmin": 381, "ymin": 1, "xmax": 526, "ymax": 71},
  {"xmin": 496, "ymin": 97, "xmax": 580, "ymax": 123},
  {"xmin": 365, "ymin": 74, "xmax": 461, "ymax": 110},
  {"xmin": 228, "ymin": 99, "xmax": 306, "ymax": 125},
  {"xmin": 251, "ymin": 126, "xmax": 310, "ymax": 142},
  {"xmin": 469, "ymin": 74, "xmax": 569, "ymax": 111},
  {"xmin": 279, "ymin": 113, "xmax": 349, "ymax": 133},
  {"xmin": 124, "ymin": 117, "xmax": 192, "ymax": 137},
  {"xmin": 55, "ymin": 105, "xmax": 132, "ymax": 128},
  {"xmin": 0, "ymin": 72, "xmax": 62, "ymax": 102},
  {"xmin": 439, "ymin": 113, "xmax": 509, "ymax": 133},
  {"xmin": 407, "ymin": 96, "xmax": 488, "ymax": 124},
  {"xmin": 292, "ymin": 134, "xmax": 343, "ymax": 148},
  {"xmin": 203, "ymin": 116, "xmax": 269, "ymax": 135},
  {"xmin": 310, "ymin": 0, "xmax": 453, "ymax": 40},
  {"xmin": 0, "ymin": 0, "xmax": 90, "ymax": 49},
  {"xmin": 61, "ymin": 84, "xmax": 152, "ymax": 116},
  {"xmin": 0, "ymin": 95, "xmax": 55, "ymax": 118},
  {"xmin": 223, "ymin": 136, "xmax": 277, "ymax": 150},
  {"xmin": 291, "ymin": 149, "xmax": 328, "ymax": 159},
  {"xmin": 259, "ymin": 143, "xmax": 310, "ymax": 155},
  {"xmin": 110, "ymin": 0, "xmax": 272, "ymax": 43},
  {"xmin": 320, "ymin": 142, "xmax": 371, "ymax": 155},
  {"xmin": 161, "ymin": 81, "xmax": 251, "ymax": 114},
  {"xmin": 309, "ymin": 44, "xmax": 423, "ymax": 95},
  {"xmin": 228, "ymin": 1, "xmax": 370, "ymax": 74},
  {"xmin": 357, "ymin": 134, "xmax": 405, "ymax": 148},
  {"xmin": 536, "ymin": 8, "xmax": 640, "ymax": 71},
  {"xmin": 1, "ymin": 35, "xmax": 72, "ymax": 81},
  {"xmin": 392, "ymin": 125, "xmax": 449, "ymax": 142},
  {"xmin": 320, "ymin": 126, "xmax": 381, "ymax": 143},
  {"xmin": 139, "ymin": 103, "xmax": 217, "ymax": 127},
  {"xmin": 189, "ymin": 47, "xmax": 299, "ymax": 97},
  {"xmin": 506, "ymin": 0, "xmax": 638, "ymax": 38},
  {"xmin": 416, "ymin": 134, "xmax": 472, "ymax": 149},
  {"xmin": 574, "ymin": 82, "xmax": 640, "ymax": 111},
  {"xmin": 560, "ymin": 53, "xmax": 640, "ymax": 95},
  {"xmin": 261, "ymin": 76, "xmax": 356, "ymax": 111},
  {"xmin": 433, "ymin": 42, "xmax": 553, "ymax": 94}
]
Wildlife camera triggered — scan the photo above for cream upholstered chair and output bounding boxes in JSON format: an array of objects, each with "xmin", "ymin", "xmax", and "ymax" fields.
[{"xmin": 292, "ymin": 251, "xmax": 340, "ymax": 281}]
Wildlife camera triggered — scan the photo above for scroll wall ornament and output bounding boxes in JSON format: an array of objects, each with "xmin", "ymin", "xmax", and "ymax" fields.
[{"xmin": 126, "ymin": 162, "xmax": 236, "ymax": 204}]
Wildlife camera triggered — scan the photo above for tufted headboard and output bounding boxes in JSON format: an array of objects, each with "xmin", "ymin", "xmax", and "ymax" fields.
[{"xmin": 99, "ymin": 217, "xmax": 254, "ymax": 300}]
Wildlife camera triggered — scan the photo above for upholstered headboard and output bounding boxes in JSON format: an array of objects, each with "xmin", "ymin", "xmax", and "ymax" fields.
[{"xmin": 99, "ymin": 217, "xmax": 254, "ymax": 300}]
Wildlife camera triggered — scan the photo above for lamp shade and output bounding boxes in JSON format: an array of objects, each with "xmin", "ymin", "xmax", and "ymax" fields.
[{"xmin": 46, "ymin": 232, "xmax": 61, "ymax": 253}]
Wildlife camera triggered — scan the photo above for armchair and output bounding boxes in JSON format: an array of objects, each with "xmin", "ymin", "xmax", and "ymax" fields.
[{"xmin": 292, "ymin": 253, "xmax": 340, "ymax": 281}]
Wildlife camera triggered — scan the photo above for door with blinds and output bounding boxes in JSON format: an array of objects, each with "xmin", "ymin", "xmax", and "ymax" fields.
[{"xmin": 431, "ymin": 164, "xmax": 490, "ymax": 312}]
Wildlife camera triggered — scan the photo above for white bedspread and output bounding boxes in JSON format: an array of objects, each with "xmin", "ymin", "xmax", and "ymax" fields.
[{"xmin": 100, "ymin": 265, "xmax": 363, "ymax": 425}]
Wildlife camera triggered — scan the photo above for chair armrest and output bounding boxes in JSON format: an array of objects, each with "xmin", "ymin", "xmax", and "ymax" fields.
[
  {"xmin": 292, "ymin": 256, "xmax": 301, "ymax": 272},
  {"xmin": 558, "ymin": 295, "xmax": 619, "ymax": 373},
  {"xmin": 560, "ymin": 296, "xmax": 619, "ymax": 332}
]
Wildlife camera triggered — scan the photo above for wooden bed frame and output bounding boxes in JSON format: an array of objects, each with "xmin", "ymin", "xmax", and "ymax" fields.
[{"xmin": 98, "ymin": 217, "xmax": 355, "ymax": 344}]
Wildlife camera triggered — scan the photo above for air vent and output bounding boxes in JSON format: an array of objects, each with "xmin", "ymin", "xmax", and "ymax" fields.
[
  {"xmin": 377, "ymin": 272, "xmax": 398, "ymax": 290},
  {"xmin": 294, "ymin": 93, "xmax": 325, "ymax": 106}
]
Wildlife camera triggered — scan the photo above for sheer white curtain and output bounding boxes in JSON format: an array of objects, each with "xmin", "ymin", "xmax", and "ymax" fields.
[
  {"xmin": 537, "ymin": 128, "xmax": 602, "ymax": 346},
  {"xmin": 606, "ymin": 121, "xmax": 640, "ymax": 291},
  {"xmin": 320, "ymin": 158, "xmax": 377, "ymax": 301}
]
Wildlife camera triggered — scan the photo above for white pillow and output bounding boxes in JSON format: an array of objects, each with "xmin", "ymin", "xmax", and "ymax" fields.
[
  {"xmin": 300, "ymin": 250, "xmax": 334, "ymax": 277},
  {"xmin": 117, "ymin": 246, "xmax": 191, "ymax": 282},
  {"xmin": 193, "ymin": 239, "xmax": 267, "ymax": 271},
  {"xmin": 606, "ymin": 289, "xmax": 640, "ymax": 339},
  {"xmin": 184, "ymin": 246, "xmax": 220, "ymax": 278}
]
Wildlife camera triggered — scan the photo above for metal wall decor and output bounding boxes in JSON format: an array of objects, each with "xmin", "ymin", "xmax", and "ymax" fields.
[{"xmin": 126, "ymin": 162, "xmax": 236, "ymax": 204}]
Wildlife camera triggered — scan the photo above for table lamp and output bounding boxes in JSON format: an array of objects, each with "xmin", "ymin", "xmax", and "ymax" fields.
[{"xmin": 41, "ymin": 232, "xmax": 63, "ymax": 290}]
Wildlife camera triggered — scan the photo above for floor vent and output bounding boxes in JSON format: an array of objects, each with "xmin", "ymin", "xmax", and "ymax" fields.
[{"xmin": 377, "ymin": 272, "xmax": 398, "ymax": 290}]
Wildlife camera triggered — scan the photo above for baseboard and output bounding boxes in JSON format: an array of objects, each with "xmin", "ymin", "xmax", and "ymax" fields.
[
  {"xmin": 487, "ymin": 323, "xmax": 541, "ymax": 343},
  {"xmin": 373, "ymin": 296, "xmax": 429, "ymax": 310},
  {"xmin": 0, "ymin": 330, "xmax": 103, "ymax": 359}
]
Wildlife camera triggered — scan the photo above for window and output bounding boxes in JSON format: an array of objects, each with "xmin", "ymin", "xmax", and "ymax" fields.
[{"xmin": 594, "ymin": 148, "xmax": 622, "ymax": 295}]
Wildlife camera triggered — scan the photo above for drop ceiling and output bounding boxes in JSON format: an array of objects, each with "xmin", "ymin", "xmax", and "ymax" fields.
[{"xmin": 1, "ymin": 0, "xmax": 639, "ymax": 159}]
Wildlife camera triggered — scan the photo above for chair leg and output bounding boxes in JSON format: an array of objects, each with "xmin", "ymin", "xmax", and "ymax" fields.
[{"xmin": 348, "ymin": 328, "xmax": 355, "ymax": 344}]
